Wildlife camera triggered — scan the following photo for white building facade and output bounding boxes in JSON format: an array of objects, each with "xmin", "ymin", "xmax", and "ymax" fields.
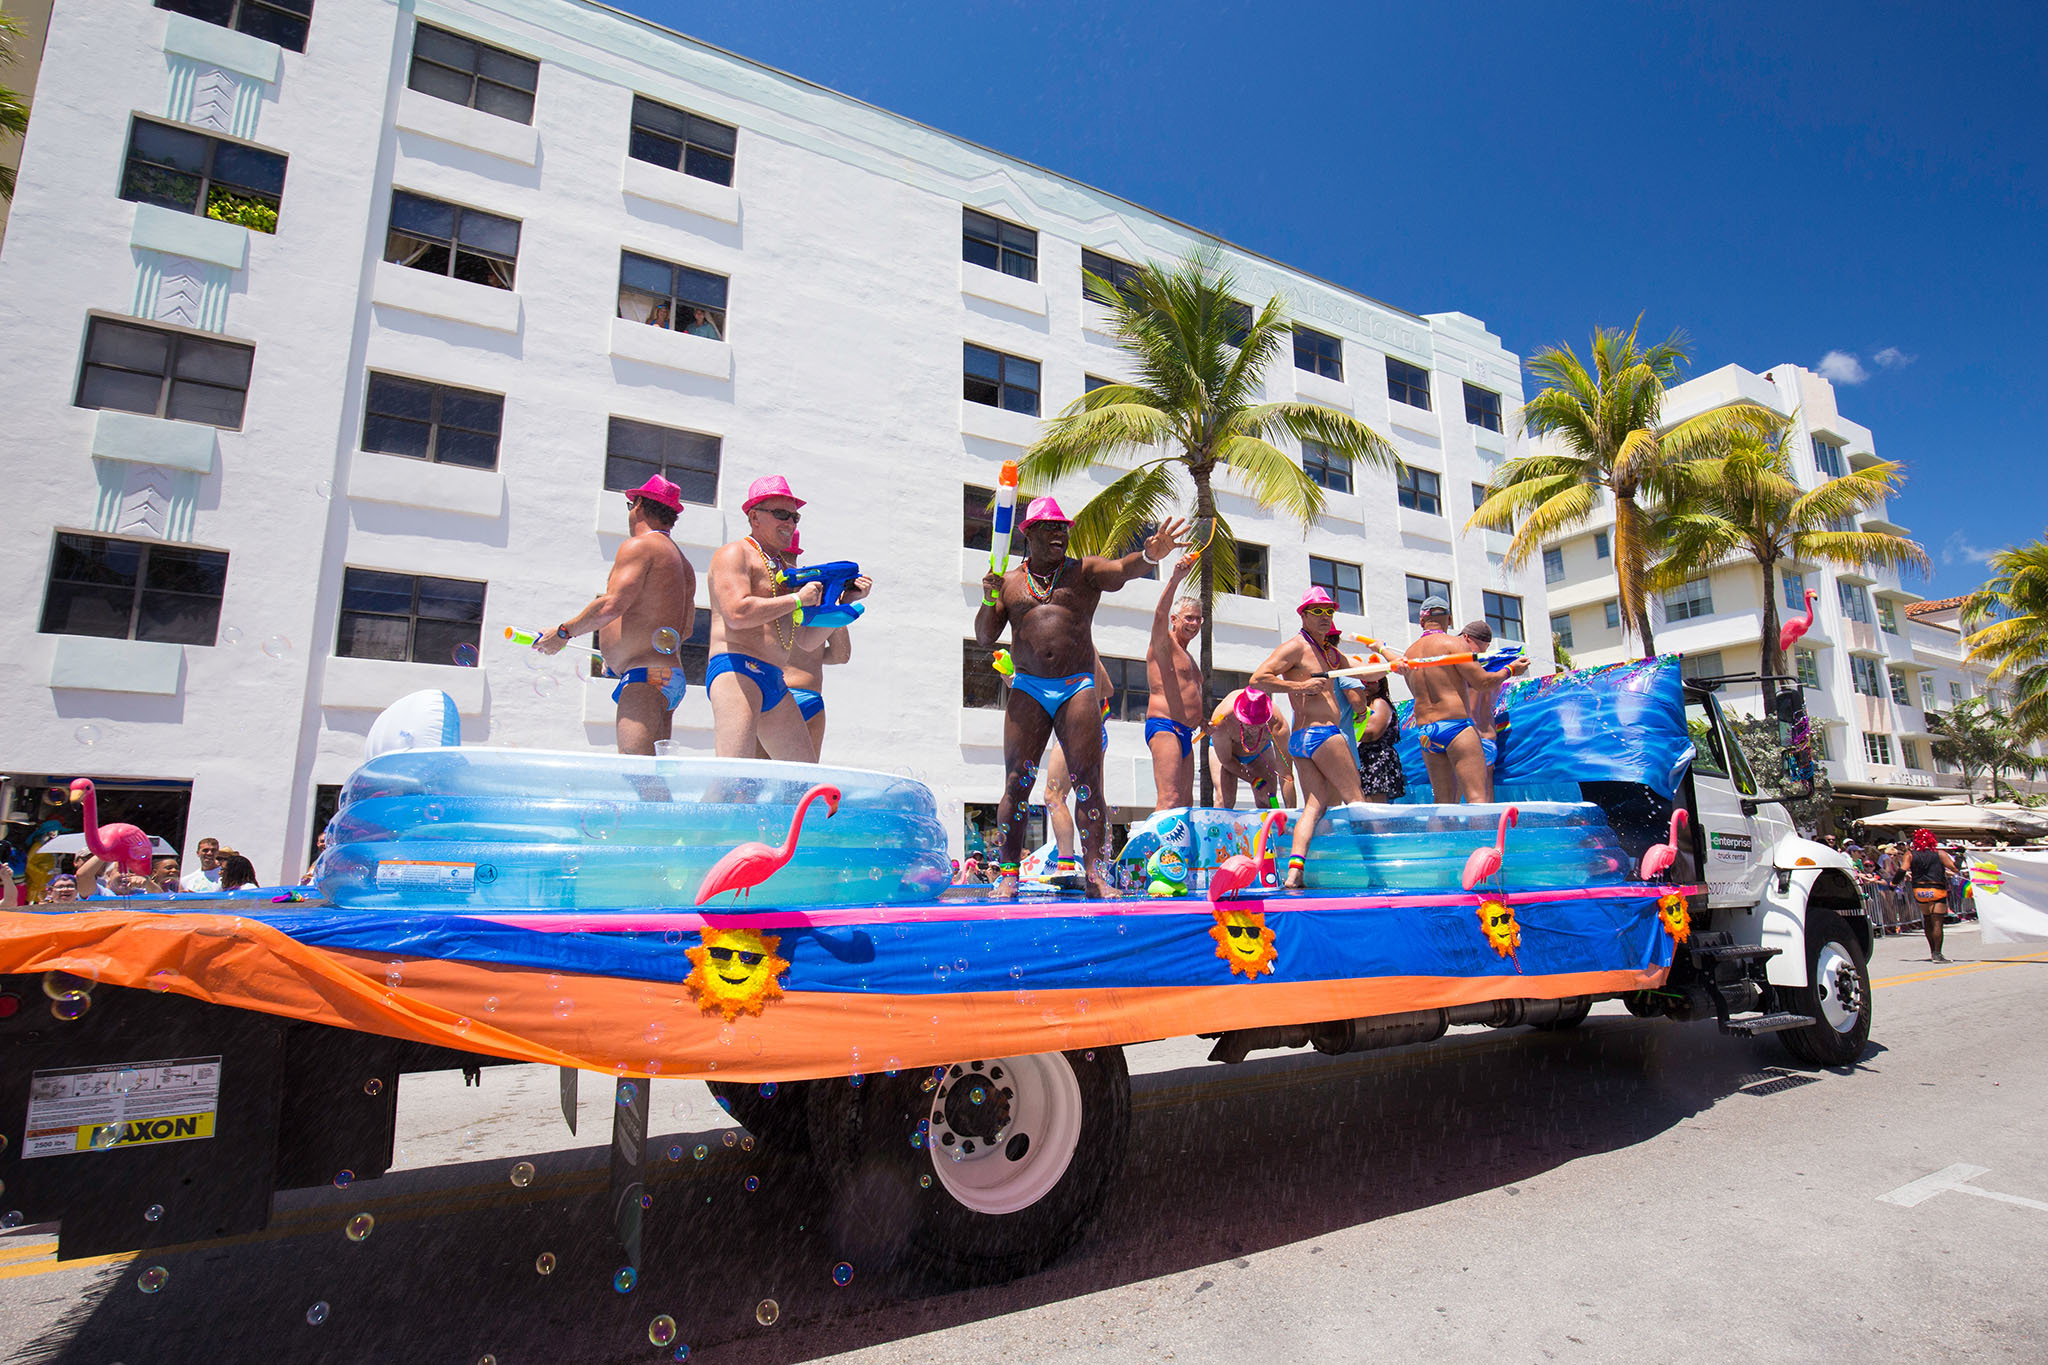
[{"xmin": 0, "ymin": 0, "xmax": 1545, "ymax": 880}]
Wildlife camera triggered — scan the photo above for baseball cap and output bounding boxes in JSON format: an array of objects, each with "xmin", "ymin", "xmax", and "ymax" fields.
[
  {"xmin": 1420, "ymin": 594, "xmax": 1451, "ymax": 616},
  {"xmin": 1021, "ymin": 496, "xmax": 1070, "ymax": 529},
  {"xmin": 741, "ymin": 475, "xmax": 804, "ymax": 513},
  {"xmin": 623, "ymin": 475, "xmax": 683, "ymax": 512}
]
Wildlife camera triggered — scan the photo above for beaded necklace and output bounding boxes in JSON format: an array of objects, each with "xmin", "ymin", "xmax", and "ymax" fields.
[
  {"xmin": 748, "ymin": 536, "xmax": 796, "ymax": 651},
  {"xmin": 1024, "ymin": 557, "xmax": 1066, "ymax": 603},
  {"xmin": 1299, "ymin": 625, "xmax": 1343, "ymax": 671}
]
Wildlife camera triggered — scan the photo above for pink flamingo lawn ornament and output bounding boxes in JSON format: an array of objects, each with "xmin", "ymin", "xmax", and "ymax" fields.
[
  {"xmin": 1209, "ymin": 810, "xmax": 1288, "ymax": 904},
  {"xmin": 1639, "ymin": 808, "xmax": 1690, "ymax": 881},
  {"xmin": 694, "ymin": 784, "xmax": 840, "ymax": 905},
  {"xmin": 1779, "ymin": 588, "xmax": 1818, "ymax": 655},
  {"xmin": 69, "ymin": 778, "xmax": 154, "ymax": 875},
  {"xmin": 1460, "ymin": 805, "xmax": 1520, "ymax": 892}
]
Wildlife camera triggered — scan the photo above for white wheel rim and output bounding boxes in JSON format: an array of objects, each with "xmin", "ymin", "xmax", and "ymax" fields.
[
  {"xmin": 1814, "ymin": 941, "xmax": 1863, "ymax": 1033},
  {"xmin": 927, "ymin": 1053, "xmax": 1083, "ymax": 1215}
]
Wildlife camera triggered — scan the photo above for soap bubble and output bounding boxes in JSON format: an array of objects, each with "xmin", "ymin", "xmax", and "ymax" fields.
[
  {"xmin": 613, "ymin": 1266, "xmax": 637, "ymax": 1293},
  {"xmin": 137, "ymin": 1266, "xmax": 168, "ymax": 1293},
  {"xmin": 758, "ymin": 1081, "xmax": 778, "ymax": 1097},
  {"xmin": 739, "ymin": 1135, "xmax": 754, "ymax": 1153},
  {"xmin": 722, "ymin": 1130, "xmax": 737, "ymax": 1148},
  {"xmin": 509, "ymin": 1161, "xmax": 535, "ymax": 1188},
  {"xmin": 451, "ymin": 643, "xmax": 479, "ymax": 667},
  {"xmin": 919, "ymin": 1174, "xmax": 932, "ymax": 1188},
  {"xmin": 144, "ymin": 1204, "xmax": 164, "ymax": 1222},
  {"xmin": 648, "ymin": 1315, "xmax": 678, "ymax": 1346},
  {"xmin": 345, "ymin": 1213, "xmax": 374, "ymax": 1242},
  {"xmin": 385, "ymin": 962, "xmax": 404, "ymax": 987},
  {"xmin": 693, "ymin": 1145, "xmax": 708, "ymax": 1161},
  {"xmin": 333, "ymin": 1170, "xmax": 354, "ymax": 1189},
  {"xmin": 483, "ymin": 996, "xmax": 498, "ymax": 1013},
  {"xmin": 832, "ymin": 1262, "xmax": 854, "ymax": 1287},
  {"xmin": 314, "ymin": 478, "xmax": 333, "ymax": 499},
  {"xmin": 553, "ymin": 999, "xmax": 574, "ymax": 1019},
  {"xmin": 579, "ymin": 804, "xmax": 620, "ymax": 841},
  {"xmin": 533, "ymin": 674, "xmax": 559, "ymax": 698},
  {"xmin": 262, "ymin": 634, "xmax": 291, "ymax": 660},
  {"xmin": 534, "ymin": 1251, "xmax": 556, "ymax": 1275},
  {"xmin": 743, "ymin": 1176, "xmax": 759, "ymax": 1193},
  {"xmin": 0, "ymin": 1211, "xmax": 20, "ymax": 1228},
  {"xmin": 306, "ymin": 1301, "xmax": 329, "ymax": 1325},
  {"xmin": 617, "ymin": 1082, "xmax": 638, "ymax": 1107},
  {"xmin": 51, "ymin": 992, "xmax": 90, "ymax": 1021},
  {"xmin": 220, "ymin": 625, "xmax": 243, "ymax": 645},
  {"xmin": 150, "ymin": 969, "xmax": 180, "ymax": 992},
  {"xmin": 362, "ymin": 1078, "xmax": 382, "ymax": 1097},
  {"xmin": 454, "ymin": 1017, "xmax": 471, "ymax": 1034},
  {"xmin": 652, "ymin": 627, "xmax": 681, "ymax": 656},
  {"xmin": 114, "ymin": 1067, "xmax": 141, "ymax": 1093},
  {"xmin": 667, "ymin": 1144, "xmax": 683, "ymax": 1162},
  {"xmin": 73, "ymin": 725, "xmax": 101, "ymax": 747},
  {"xmin": 754, "ymin": 1299, "xmax": 780, "ymax": 1326},
  {"xmin": 674, "ymin": 1345, "xmax": 692, "ymax": 1361}
]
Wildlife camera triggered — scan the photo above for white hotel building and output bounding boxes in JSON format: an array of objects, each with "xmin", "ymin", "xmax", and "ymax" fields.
[{"xmin": 0, "ymin": 0, "xmax": 1545, "ymax": 880}]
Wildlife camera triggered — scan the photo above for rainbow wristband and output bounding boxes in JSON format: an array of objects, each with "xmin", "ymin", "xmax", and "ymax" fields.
[
  {"xmin": 997, "ymin": 861, "xmax": 1019, "ymax": 876},
  {"xmin": 1286, "ymin": 856, "xmax": 1305, "ymax": 869}
]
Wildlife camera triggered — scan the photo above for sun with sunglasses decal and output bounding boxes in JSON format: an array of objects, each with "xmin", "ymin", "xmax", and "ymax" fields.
[
  {"xmin": 684, "ymin": 926, "xmax": 791, "ymax": 1020},
  {"xmin": 1209, "ymin": 907, "xmax": 1278, "ymax": 980}
]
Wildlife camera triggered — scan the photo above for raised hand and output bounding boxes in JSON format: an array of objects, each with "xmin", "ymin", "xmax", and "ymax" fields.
[{"xmin": 1145, "ymin": 516, "xmax": 1189, "ymax": 563}]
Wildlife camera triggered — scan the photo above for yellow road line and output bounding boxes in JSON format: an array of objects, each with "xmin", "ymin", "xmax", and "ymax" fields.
[
  {"xmin": 1876, "ymin": 947, "xmax": 2048, "ymax": 989},
  {"xmin": 0, "ymin": 1248, "xmax": 130, "ymax": 1280},
  {"xmin": 0, "ymin": 1240, "xmax": 57, "ymax": 1265}
]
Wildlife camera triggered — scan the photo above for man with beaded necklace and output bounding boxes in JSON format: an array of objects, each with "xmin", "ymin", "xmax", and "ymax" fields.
[
  {"xmin": 976, "ymin": 497, "xmax": 1185, "ymax": 897},
  {"xmin": 705, "ymin": 475, "xmax": 871, "ymax": 760}
]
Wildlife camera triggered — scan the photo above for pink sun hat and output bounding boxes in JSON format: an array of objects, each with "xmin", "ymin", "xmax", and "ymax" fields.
[
  {"xmin": 1233, "ymin": 689, "xmax": 1272, "ymax": 726},
  {"xmin": 1021, "ymin": 496, "xmax": 1071, "ymax": 529},
  {"xmin": 1297, "ymin": 586, "xmax": 1338, "ymax": 614},
  {"xmin": 623, "ymin": 474, "xmax": 682, "ymax": 512},
  {"xmin": 742, "ymin": 474, "xmax": 805, "ymax": 513}
]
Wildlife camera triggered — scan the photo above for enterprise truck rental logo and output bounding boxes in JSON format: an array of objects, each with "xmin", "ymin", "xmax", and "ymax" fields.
[{"xmin": 1708, "ymin": 831, "xmax": 1754, "ymax": 862}]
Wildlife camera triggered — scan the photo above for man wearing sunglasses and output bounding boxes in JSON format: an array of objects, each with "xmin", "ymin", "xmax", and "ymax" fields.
[
  {"xmin": 706, "ymin": 475, "xmax": 871, "ymax": 760},
  {"xmin": 534, "ymin": 475, "xmax": 697, "ymax": 755},
  {"xmin": 1252, "ymin": 588, "xmax": 1367, "ymax": 888}
]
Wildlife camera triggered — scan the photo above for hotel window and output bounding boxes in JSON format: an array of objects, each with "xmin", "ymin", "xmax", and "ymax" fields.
[
  {"xmin": 1950, "ymin": 680, "xmax": 1966, "ymax": 703},
  {"xmin": 1811, "ymin": 726, "xmax": 1831, "ymax": 762},
  {"xmin": 384, "ymin": 191, "xmax": 519, "ymax": 289},
  {"xmin": 1080, "ymin": 248, "xmax": 1141, "ymax": 302},
  {"xmin": 1207, "ymin": 669, "xmax": 1253, "ymax": 712},
  {"xmin": 1782, "ymin": 570, "xmax": 1807, "ymax": 612},
  {"xmin": 155, "ymin": 0, "xmax": 312, "ymax": 52},
  {"xmin": 1594, "ymin": 530, "xmax": 1611, "ymax": 559},
  {"xmin": 40, "ymin": 534, "xmax": 227, "ymax": 646},
  {"xmin": 76, "ymin": 318, "xmax": 254, "ymax": 429},
  {"xmin": 963, "ymin": 344, "xmax": 1040, "ymax": 416},
  {"xmin": 1233, "ymin": 543, "xmax": 1270, "ymax": 599},
  {"xmin": 121, "ymin": 118, "xmax": 287, "ymax": 233},
  {"xmin": 962, "ymin": 208, "xmax": 1037, "ymax": 282},
  {"xmin": 1812, "ymin": 437, "xmax": 1846, "ymax": 478},
  {"xmin": 603, "ymin": 417, "xmax": 720, "ymax": 507},
  {"xmin": 1083, "ymin": 375, "xmax": 1115, "ymax": 394},
  {"xmin": 1102, "ymin": 655, "xmax": 1150, "ymax": 724},
  {"xmin": 618, "ymin": 251, "xmax": 728, "ymax": 339},
  {"xmin": 627, "ymin": 96, "xmax": 736, "ymax": 185},
  {"xmin": 1888, "ymin": 668, "xmax": 1911, "ymax": 706},
  {"xmin": 1463, "ymin": 383, "xmax": 1502, "ymax": 432},
  {"xmin": 962, "ymin": 484, "xmax": 1016, "ymax": 556},
  {"xmin": 1796, "ymin": 649, "xmax": 1821, "ymax": 689},
  {"xmin": 1550, "ymin": 611, "xmax": 1573, "ymax": 650},
  {"xmin": 1604, "ymin": 600, "xmax": 1622, "ymax": 630},
  {"xmin": 1876, "ymin": 598, "xmax": 1899, "ymax": 634},
  {"xmin": 1310, "ymin": 557, "xmax": 1364, "ymax": 615},
  {"xmin": 962, "ymin": 640, "xmax": 1004, "ymax": 710},
  {"xmin": 1680, "ymin": 651, "xmax": 1724, "ymax": 682},
  {"xmin": 1837, "ymin": 580, "xmax": 1872, "ymax": 624},
  {"xmin": 1385, "ymin": 357, "xmax": 1432, "ymax": 410},
  {"xmin": 1222, "ymin": 300, "xmax": 1254, "ymax": 349},
  {"xmin": 1542, "ymin": 547, "xmax": 1565, "ymax": 584},
  {"xmin": 1300, "ymin": 438, "xmax": 1350, "ymax": 493},
  {"xmin": 1483, "ymin": 591, "xmax": 1524, "ymax": 642},
  {"xmin": 1920, "ymin": 674, "xmax": 1938, "ymax": 709},
  {"xmin": 337, "ymin": 569, "xmax": 485, "ymax": 664},
  {"xmin": 1902, "ymin": 739, "xmax": 1923, "ymax": 770},
  {"xmin": 1293, "ymin": 325, "xmax": 1342, "ymax": 381},
  {"xmin": 1862, "ymin": 731, "xmax": 1893, "ymax": 766},
  {"xmin": 362, "ymin": 374, "xmax": 502, "ymax": 469},
  {"xmin": 1850, "ymin": 654, "xmax": 1883, "ymax": 698},
  {"xmin": 1664, "ymin": 577, "xmax": 1715, "ymax": 622},
  {"xmin": 1395, "ymin": 466, "xmax": 1441, "ymax": 515},
  {"xmin": 1406, "ymin": 575, "xmax": 1451, "ymax": 626},
  {"xmin": 407, "ymin": 23, "xmax": 538, "ymax": 124}
]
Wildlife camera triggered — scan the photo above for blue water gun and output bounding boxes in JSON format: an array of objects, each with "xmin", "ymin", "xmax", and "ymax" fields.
[{"xmin": 778, "ymin": 560, "xmax": 865, "ymax": 629}]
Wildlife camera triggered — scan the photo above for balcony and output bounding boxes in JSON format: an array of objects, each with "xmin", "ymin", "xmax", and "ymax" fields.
[
  {"xmin": 1852, "ymin": 693, "xmax": 1890, "ymax": 732},
  {"xmin": 1842, "ymin": 620, "xmax": 1880, "ymax": 654}
]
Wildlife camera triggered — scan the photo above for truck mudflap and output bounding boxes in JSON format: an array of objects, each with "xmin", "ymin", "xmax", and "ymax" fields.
[{"xmin": 0, "ymin": 881, "xmax": 1697, "ymax": 1085}]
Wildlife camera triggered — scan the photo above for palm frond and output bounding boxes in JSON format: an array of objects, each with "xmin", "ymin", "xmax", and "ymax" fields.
[
  {"xmin": 1068, "ymin": 462, "xmax": 1183, "ymax": 558},
  {"xmin": 1213, "ymin": 433, "xmax": 1326, "ymax": 528}
]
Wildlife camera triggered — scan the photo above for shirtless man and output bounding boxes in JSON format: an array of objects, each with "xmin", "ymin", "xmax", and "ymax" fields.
[
  {"xmin": 1401, "ymin": 596, "xmax": 1499, "ymax": 803},
  {"xmin": 705, "ymin": 475, "xmax": 871, "ymax": 761},
  {"xmin": 1144, "ymin": 555, "xmax": 1204, "ymax": 810},
  {"xmin": 536, "ymin": 475, "xmax": 696, "ymax": 755},
  {"xmin": 1252, "ymin": 588, "xmax": 1367, "ymax": 888},
  {"xmin": 776, "ymin": 626, "xmax": 850, "ymax": 758},
  {"xmin": 1202, "ymin": 687, "xmax": 1291, "ymax": 809},
  {"xmin": 1459, "ymin": 619, "xmax": 1530, "ymax": 775},
  {"xmin": 976, "ymin": 497, "xmax": 1184, "ymax": 896},
  {"xmin": 1040, "ymin": 654, "xmax": 1114, "ymax": 882}
]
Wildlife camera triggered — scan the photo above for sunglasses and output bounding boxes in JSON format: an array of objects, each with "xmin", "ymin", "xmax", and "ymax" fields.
[
  {"xmin": 760, "ymin": 508, "xmax": 800, "ymax": 524},
  {"xmin": 1223, "ymin": 923, "xmax": 1262, "ymax": 939},
  {"xmin": 707, "ymin": 947, "xmax": 765, "ymax": 966}
]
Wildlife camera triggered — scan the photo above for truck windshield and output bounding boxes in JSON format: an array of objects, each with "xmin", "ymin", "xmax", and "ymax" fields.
[{"xmin": 1684, "ymin": 697, "xmax": 1760, "ymax": 796}]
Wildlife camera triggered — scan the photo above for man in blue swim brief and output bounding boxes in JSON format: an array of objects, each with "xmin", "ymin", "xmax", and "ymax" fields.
[
  {"xmin": 977, "ymin": 496, "xmax": 1187, "ymax": 897},
  {"xmin": 609, "ymin": 665, "xmax": 689, "ymax": 712},
  {"xmin": 1459, "ymin": 618, "xmax": 1528, "ymax": 776},
  {"xmin": 1399, "ymin": 598, "xmax": 1497, "ymax": 803},
  {"xmin": 1144, "ymin": 553, "xmax": 1205, "ymax": 810},
  {"xmin": 1253, "ymin": 589, "xmax": 1368, "ymax": 888}
]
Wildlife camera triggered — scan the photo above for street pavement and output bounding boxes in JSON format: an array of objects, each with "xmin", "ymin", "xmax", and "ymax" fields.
[{"xmin": 3, "ymin": 925, "xmax": 2045, "ymax": 1364}]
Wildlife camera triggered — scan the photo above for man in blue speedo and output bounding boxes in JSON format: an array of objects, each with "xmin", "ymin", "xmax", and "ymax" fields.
[
  {"xmin": 1252, "ymin": 588, "xmax": 1367, "ymax": 888},
  {"xmin": 1403, "ymin": 596, "xmax": 1496, "ymax": 803},
  {"xmin": 977, "ymin": 497, "xmax": 1185, "ymax": 897},
  {"xmin": 1144, "ymin": 552, "xmax": 1204, "ymax": 809}
]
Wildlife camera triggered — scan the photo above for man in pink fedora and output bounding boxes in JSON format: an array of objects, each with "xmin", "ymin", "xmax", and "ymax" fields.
[
  {"xmin": 1251, "ymin": 587, "xmax": 1366, "ymax": 888},
  {"xmin": 535, "ymin": 474, "xmax": 697, "ymax": 755},
  {"xmin": 706, "ymin": 475, "xmax": 870, "ymax": 760},
  {"xmin": 975, "ymin": 494, "xmax": 1184, "ymax": 896}
]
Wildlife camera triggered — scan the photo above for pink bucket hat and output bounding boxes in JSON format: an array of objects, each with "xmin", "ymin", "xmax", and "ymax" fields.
[
  {"xmin": 1233, "ymin": 689, "xmax": 1272, "ymax": 726},
  {"xmin": 742, "ymin": 474, "xmax": 805, "ymax": 513},
  {"xmin": 623, "ymin": 474, "xmax": 682, "ymax": 512},
  {"xmin": 1021, "ymin": 496, "xmax": 1071, "ymax": 530},
  {"xmin": 1297, "ymin": 586, "xmax": 1338, "ymax": 614}
]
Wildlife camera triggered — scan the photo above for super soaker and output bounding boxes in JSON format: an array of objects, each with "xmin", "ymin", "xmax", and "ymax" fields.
[{"xmin": 986, "ymin": 461, "xmax": 1021, "ymax": 604}]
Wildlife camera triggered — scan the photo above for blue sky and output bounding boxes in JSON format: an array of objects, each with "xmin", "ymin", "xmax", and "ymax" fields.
[{"xmin": 623, "ymin": 0, "xmax": 2044, "ymax": 599}]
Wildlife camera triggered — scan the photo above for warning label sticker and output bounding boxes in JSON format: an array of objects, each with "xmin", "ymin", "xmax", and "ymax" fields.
[
  {"xmin": 376, "ymin": 859, "xmax": 476, "ymax": 891},
  {"xmin": 23, "ymin": 1056, "xmax": 222, "ymax": 1158}
]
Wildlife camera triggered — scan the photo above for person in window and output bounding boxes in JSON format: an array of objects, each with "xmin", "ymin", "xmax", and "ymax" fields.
[{"xmin": 683, "ymin": 307, "xmax": 721, "ymax": 339}]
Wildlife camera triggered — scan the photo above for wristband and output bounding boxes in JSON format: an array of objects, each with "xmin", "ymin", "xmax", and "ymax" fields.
[
  {"xmin": 555, "ymin": 624, "xmax": 571, "ymax": 640},
  {"xmin": 1142, "ymin": 546, "xmax": 1166, "ymax": 564}
]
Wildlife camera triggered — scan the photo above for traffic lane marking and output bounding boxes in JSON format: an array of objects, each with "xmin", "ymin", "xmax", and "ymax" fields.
[
  {"xmin": 1875, "ymin": 947, "xmax": 2048, "ymax": 989},
  {"xmin": 1879, "ymin": 1164, "xmax": 2048, "ymax": 1214}
]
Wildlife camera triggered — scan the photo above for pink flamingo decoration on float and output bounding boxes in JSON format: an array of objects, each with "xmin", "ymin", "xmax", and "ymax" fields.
[
  {"xmin": 1461, "ymin": 806, "xmax": 1520, "ymax": 892},
  {"xmin": 1779, "ymin": 588, "xmax": 1818, "ymax": 655},
  {"xmin": 69, "ymin": 778, "xmax": 154, "ymax": 875},
  {"xmin": 1639, "ymin": 808, "xmax": 1689, "ymax": 881},
  {"xmin": 694, "ymin": 784, "xmax": 840, "ymax": 905},
  {"xmin": 1209, "ymin": 810, "xmax": 1288, "ymax": 904}
]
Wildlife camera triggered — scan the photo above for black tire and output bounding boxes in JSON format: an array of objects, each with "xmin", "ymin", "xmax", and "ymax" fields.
[
  {"xmin": 1622, "ymin": 990, "xmax": 1665, "ymax": 1019},
  {"xmin": 706, "ymin": 1079, "xmax": 813, "ymax": 1157},
  {"xmin": 806, "ymin": 1048, "xmax": 1130, "ymax": 1287},
  {"xmin": 1777, "ymin": 909, "xmax": 1873, "ymax": 1067},
  {"xmin": 1531, "ymin": 996, "xmax": 1594, "ymax": 1031}
]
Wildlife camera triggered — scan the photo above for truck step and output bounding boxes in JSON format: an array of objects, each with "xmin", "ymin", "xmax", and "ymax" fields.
[
  {"xmin": 1722, "ymin": 1012, "xmax": 1814, "ymax": 1037},
  {"xmin": 1692, "ymin": 943, "xmax": 1781, "ymax": 965}
]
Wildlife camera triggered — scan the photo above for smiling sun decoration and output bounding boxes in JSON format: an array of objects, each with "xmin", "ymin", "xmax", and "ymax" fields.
[
  {"xmin": 1210, "ymin": 908, "xmax": 1278, "ymax": 980},
  {"xmin": 1476, "ymin": 897, "xmax": 1523, "ymax": 970},
  {"xmin": 684, "ymin": 926, "xmax": 791, "ymax": 1021},
  {"xmin": 1657, "ymin": 891, "xmax": 1691, "ymax": 945}
]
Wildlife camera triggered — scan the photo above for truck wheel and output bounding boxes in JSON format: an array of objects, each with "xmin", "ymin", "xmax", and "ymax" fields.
[
  {"xmin": 807, "ymin": 1048, "xmax": 1130, "ymax": 1286},
  {"xmin": 1531, "ymin": 996, "xmax": 1593, "ymax": 1031},
  {"xmin": 1778, "ymin": 910, "xmax": 1872, "ymax": 1067},
  {"xmin": 706, "ymin": 1080, "xmax": 812, "ymax": 1157}
]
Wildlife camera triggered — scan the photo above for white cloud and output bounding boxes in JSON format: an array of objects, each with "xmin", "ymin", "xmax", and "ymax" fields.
[
  {"xmin": 1942, "ymin": 531, "xmax": 1996, "ymax": 567},
  {"xmin": 1816, "ymin": 350, "xmax": 1870, "ymax": 384},
  {"xmin": 1873, "ymin": 346, "xmax": 1915, "ymax": 370}
]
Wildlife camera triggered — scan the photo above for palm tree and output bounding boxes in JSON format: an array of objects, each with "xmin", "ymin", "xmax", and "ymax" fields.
[
  {"xmin": 1929, "ymin": 697, "xmax": 2041, "ymax": 802},
  {"xmin": 1019, "ymin": 247, "xmax": 1400, "ymax": 803},
  {"xmin": 1467, "ymin": 320, "xmax": 1773, "ymax": 656},
  {"xmin": 0, "ymin": 13, "xmax": 30, "ymax": 202},
  {"xmin": 1962, "ymin": 534, "xmax": 2048, "ymax": 737},
  {"xmin": 1648, "ymin": 413, "xmax": 1929, "ymax": 677}
]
